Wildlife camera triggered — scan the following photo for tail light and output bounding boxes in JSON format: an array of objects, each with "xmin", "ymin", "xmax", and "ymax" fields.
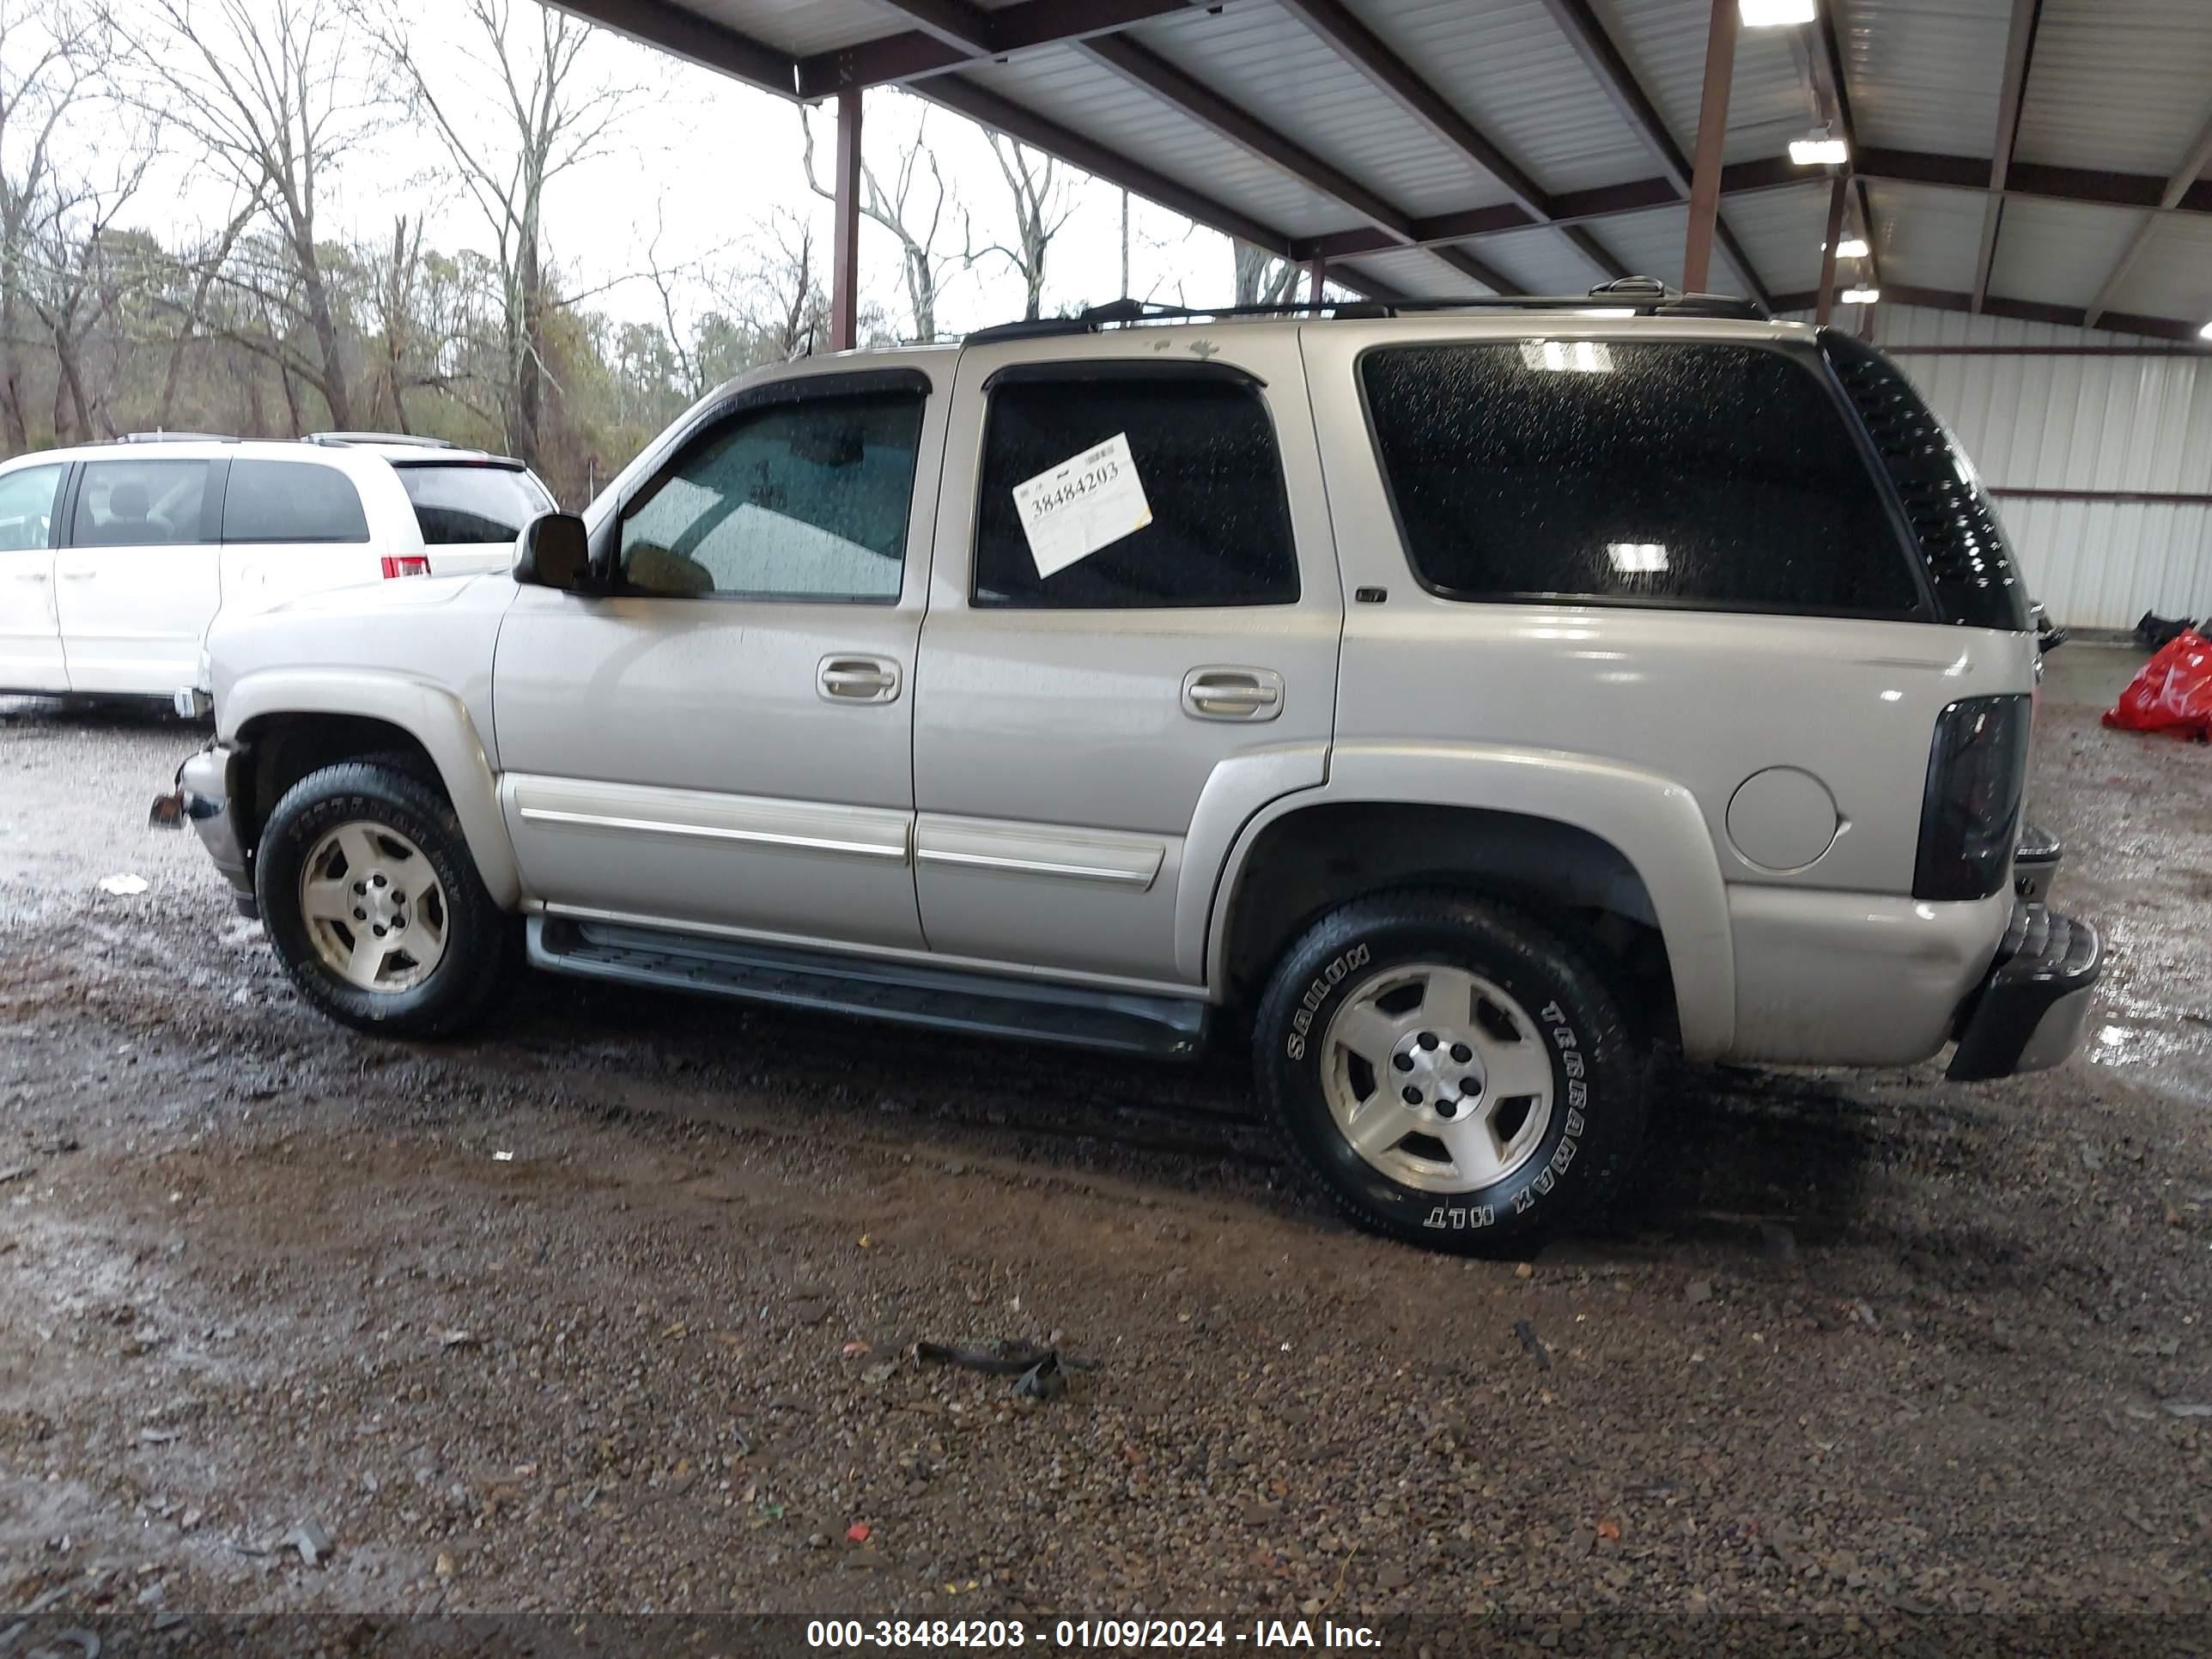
[
  {"xmin": 1913, "ymin": 695, "xmax": 2031, "ymax": 901},
  {"xmin": 380, "ymin": 555, "xmax": 430, "ymax": 580}
]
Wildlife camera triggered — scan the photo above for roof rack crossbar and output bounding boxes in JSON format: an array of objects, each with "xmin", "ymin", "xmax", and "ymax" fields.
[
  {"xmin": 962, "ymin": 280, "xmax": 1766, "ymax": 344},
  {"xmin": 304, "ymin": 431, "xmax": 459, "ymax": 448}
]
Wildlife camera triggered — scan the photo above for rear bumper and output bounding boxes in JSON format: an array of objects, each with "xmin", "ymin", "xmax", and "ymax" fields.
[
  {"xmin": 2014, "ymin": 819, "xmax": 2061, "ymax": 902},
  {"xmin": 167, "ymin": 744, "xmax": 258, "ymax": 915},
  {"xmin": 1948, "ymin": 901, "xmax": 2101, "ymax": 1081}
]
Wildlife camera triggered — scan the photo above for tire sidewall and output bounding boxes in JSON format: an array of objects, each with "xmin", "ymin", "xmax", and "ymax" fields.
[
  {"xmin": 1258, "ymin": 901, "xmax": 1634, "ymax": 1249},
  {"xmin": 256, "ymin": 769, "xmax": 495, "ymax": 1033}
]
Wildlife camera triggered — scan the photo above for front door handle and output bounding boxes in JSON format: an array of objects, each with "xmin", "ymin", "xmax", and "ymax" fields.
[
  {"xmin": 9, "ymin": 571, "xmax": 47, "ymax": 582},
  {"xmin": 818, "ymin": 653, "xmax": 901, "ymax": 704},
  {"xmin": 1183, "ymin": 665, "xmax": 1284, "ymax": 721},
  {"xmin": 58, "ymin": 568, "xmax": 95, "ymax": 580}
]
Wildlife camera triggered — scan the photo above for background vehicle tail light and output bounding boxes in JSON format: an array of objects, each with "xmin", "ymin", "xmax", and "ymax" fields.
[
  {"xmin": 380, "ymin": 555, "xmax": 430, "ymax": 579},
  {"xmin": 1913, "ymin": 695, "xmax": 2032, "ymax": 901}
]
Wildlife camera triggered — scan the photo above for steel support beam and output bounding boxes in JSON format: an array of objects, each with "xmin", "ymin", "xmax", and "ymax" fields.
[
  {"xmin": 2084, "ymin": 105, "xmax": 2212, "ymax": 327},
  {"xmin": 1769, "ymin": 281, "xmax": 2209, "ymax": 344},
  {"xmin": 1972, "ymin": 0, "xmax": 2043, "ymax": 312},
  {"xmin": 830, "ymin": 89, "xmax": 862, "ymax": 351},
  {"xmin": 1077, "ymin": 32, "xmax": 1525, "ymax": 292},
  {"xmin": 1683, "ymin": 0, "xmax": 1736, "ymax": 293},
  {"xmin": 1534, "ymin": 0, "xmax": 1771, "ymax": 307},
  {"xmin": 548, "ymin": 0, "xmax": 794, "ymax": 96},
  {"xmin": 1814, "ymin": 174, "xmax": 1849, "ymax": 325}
]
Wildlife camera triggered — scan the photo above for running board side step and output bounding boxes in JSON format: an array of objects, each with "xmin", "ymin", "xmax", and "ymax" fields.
[{"xmin": 527, "ymin": 917, "xmax": 1209, "ymax": 1059}]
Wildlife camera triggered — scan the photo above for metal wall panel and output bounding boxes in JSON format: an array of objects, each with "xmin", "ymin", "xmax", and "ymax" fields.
[{"xmin": 1871, "ymin": 306, "xmax": 2212, "ymax": 629}]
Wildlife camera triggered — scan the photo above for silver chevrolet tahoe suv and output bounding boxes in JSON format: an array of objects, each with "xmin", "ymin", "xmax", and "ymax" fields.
[{"xmin": 163, "ymin": 287, "xmax": 2101, "ymax": 1253}]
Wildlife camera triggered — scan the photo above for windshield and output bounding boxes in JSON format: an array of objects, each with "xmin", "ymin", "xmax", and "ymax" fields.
[{"xmin": 395, "ymin": 463, "xmax": 555, "ymax": 545}]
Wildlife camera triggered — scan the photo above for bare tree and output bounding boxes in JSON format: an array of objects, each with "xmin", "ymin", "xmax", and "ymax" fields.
[
  {"xmin": 112, "ymin": 0, "xmax": 389, "ymax": 429},
  {"xmin": 802, "ymin": 99, "xmax": 957, "ymax": 343},
  {"xmin": 356, "ymin": 0, "xmax": 633, "ymax": 468},
  {"xmin": 962, "ymin": 131, "xmax": 1073, "ymax": 321},
  {"xmin": 17, "ymin": 134, "xmax": 154, "ymax": 441},
  {"xmin": 0, "ymin": 0, "xmax": 100, "ymax": 447},
  {"xmin": 1234, "ymin": 240, "xmax": 1297, "ymax": 307}
]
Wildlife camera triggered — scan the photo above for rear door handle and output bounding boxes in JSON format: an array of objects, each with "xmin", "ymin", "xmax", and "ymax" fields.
[
  {"xmin": 1182, "ymin": 665, "xmax": 1284, "ymax": 721},
  {"xmin": 58, "ymin": 568, "xmax": 95, "ymax": 580},
  {"xmin": 818, "ymin": 653, "xmax": 901, "ymax": 704},
  {"xmin": 9, "ymin": 571, "xmax": 46, "ymax": 582}
]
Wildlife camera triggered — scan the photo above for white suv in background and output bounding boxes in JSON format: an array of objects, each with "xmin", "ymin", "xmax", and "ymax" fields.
[{"xmin": 0, "ymin": 431, "xmax": 554, "ymax": 702}]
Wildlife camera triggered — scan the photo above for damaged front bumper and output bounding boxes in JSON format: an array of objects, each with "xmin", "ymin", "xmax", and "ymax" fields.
[
  {"xmin": 151, "ymin": 743, "xmax": 258, "ymax": 918},
  {"xmin": 1948, "ymin": 898, "xmax": 2101, "ymax": 1081}
]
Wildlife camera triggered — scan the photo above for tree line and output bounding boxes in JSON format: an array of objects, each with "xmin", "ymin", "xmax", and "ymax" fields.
[{"xmin": 0, "ymin": 0, "xmax": 1297, "ymax": 507}]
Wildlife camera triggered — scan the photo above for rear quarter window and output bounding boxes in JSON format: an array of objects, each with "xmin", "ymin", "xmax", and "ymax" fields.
[
  {"xmin": 396, "ymin": 464, "xmax": 554, "ymax": 545},
  {"xmin": 1359, "ymin": 340, "xmax": 1923, "ymax": 617},
  {"xmin": 221, "ymin": 459, "xmax": 370, "ymax": 544}
]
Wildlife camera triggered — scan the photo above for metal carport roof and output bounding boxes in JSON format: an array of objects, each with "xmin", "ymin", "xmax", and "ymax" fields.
[{"xmin": 554, "ymin": 0, "xmax": 2212, "ymax": 343}]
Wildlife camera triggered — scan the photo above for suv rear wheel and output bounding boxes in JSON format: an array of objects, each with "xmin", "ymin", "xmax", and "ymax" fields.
[
  {"xmin": 255, "ymin": 761, "xmax": 519, "ymax": 1039},
  {"xmin": 1254, "ymin": 891, "xmax": 1647, "ymax": 1253}
]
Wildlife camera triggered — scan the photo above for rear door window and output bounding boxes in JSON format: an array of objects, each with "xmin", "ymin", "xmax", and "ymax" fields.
[
  {"xmin": 972, "ymin": 370, "xmax": 1297, "ymax": 608},
  {"xmin": 396, "ymin": 463, "xmax": 555, "ymax": 545},
  {"xmin": 70, "ymin": 459, "xmax": 216, "ymax": 548},
  {"xmin": 221, "ymin": 459, "xmax": 370, "ymax": 543},
  {"xmin": 1359, "ymin": 341, "xmax": 1922, "ymax": 617}
]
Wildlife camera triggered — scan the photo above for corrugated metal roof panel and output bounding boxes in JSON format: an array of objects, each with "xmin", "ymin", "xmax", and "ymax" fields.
[
  {"xmin": 1340, "ymin": 243, "xmax": 1493, "ymax": 299},
  {"xmin": 1991, "ymin": 197, "xmax": 2139, "ymax": 308},
  {"xmin": 2014, "ymin": 0, "xmax": 2212, "ymax": 175},
  {"xmin": 1717, "ymin": 182, "xmax": 1832, "ymax": 296},
  {"xmin": 956, "ymin": 47, "xmax": 1353, "ymax": 239},
  {"xmin": 1863, "ymin": 180, "xmax": 1985, "ymax": 293},
  {"xmin": 1591, "ymin": 202, "xmax": 1687, "ymax": 285},
  {"xmin": 1125, "ymin": 3, "xmax": 1501, "ymax": 219},
  {"xmin": 1458, "ymin": 225, "xmax": 1620, "ymax": 294},
  {"xmin": 1591, "ymin": 0, "xmax": 1812, "ymax": 167},
  {"xmin": 1353, "ymin": 0, "xmax": 1656, "ymax": 193},
  {"xmin": 1835, "ymin": 0, "xmax": 2015, "ymax": 155},
  {"xmin": 2105, "ymin": 214, "xmax": 2212, "ymax": 325},
  {"xmin": 690, "ymin": 0, "xmax": 896, "ymax": 57}
]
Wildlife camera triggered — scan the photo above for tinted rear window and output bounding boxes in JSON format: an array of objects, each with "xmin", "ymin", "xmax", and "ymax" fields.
[
  {"xmin": 397, "ymin": 464, "xmax": 554, "ymax": 545},
  {"xmin": 221, "ymin": 459, "xmax": 369, "ymax": 544},
  {"xmin": 1360, "ymin": 341, "xmax": 1922, "ymax": 617}
]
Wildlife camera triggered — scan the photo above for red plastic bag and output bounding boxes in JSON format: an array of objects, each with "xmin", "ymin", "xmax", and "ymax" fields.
[{"xmin": 2104, "ymin": 629, "xmax": 2212, "ymax": 741}]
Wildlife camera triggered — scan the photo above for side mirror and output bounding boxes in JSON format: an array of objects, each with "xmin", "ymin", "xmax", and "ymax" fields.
[{"xmin": 514, "ymin": 512, "xmax": 592, "ymax": 592}]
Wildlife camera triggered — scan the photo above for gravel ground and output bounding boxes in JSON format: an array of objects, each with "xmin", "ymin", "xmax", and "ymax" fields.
[{"xmin": 2, "ymin": 647, "xmax": 2210, "ymax": 1650}]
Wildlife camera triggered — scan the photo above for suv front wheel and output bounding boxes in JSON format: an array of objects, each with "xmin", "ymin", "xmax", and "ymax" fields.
[
  {"xmin": 1254, "ymin": 891, "xmax": 1647, "ymax": 1254},
  {"xmin": 255, "ymin": 761, "xmax": 519, "ymax": 1039}
]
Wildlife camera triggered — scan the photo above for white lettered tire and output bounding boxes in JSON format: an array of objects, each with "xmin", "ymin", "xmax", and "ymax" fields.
[{"xmin": 1254, "ymin": 890, "xmax": 1648, "ymax": 1254}]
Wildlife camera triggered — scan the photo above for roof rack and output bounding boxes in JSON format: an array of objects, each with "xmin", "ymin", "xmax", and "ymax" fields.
[
  {"xmin": 304, "ymin": 431, "xmax": 459, "ymax": 449},
  {"xmin": 963, "ymin": 278, "xmax": 1767, "ymax": 344},
  {"xmin": 114, "ymin": 430, "xmax": 235, "ymax": 444}
]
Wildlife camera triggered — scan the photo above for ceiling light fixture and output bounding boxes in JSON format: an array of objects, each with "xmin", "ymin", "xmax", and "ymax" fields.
[
  {"xmin": 1741, "ymin": 0, "xmax": 1816, "ymax": 25},
  {"xmin": 2200, "ymin": 320, "xmax": 2212, "ymax": 340},
  {"xmin": 1833, "ymin": 236, "xmax": 1870, "ymax": 258},
  {"xmin": 1790, "ymin": 130, "xmax": 1850, "ymax": 166},
  {"xmin": 1841, "ymin": 287, "xmax": 1881, "ymax": 304}
]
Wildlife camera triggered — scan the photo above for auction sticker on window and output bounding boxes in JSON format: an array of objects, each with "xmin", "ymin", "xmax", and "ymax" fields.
[{"xmin": 1011, "ymin": 431, "xmax": 1152, "ymax": 579}]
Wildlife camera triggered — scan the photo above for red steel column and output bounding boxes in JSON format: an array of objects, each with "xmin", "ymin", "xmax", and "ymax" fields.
[
  {"xmin": 1682, "ymin": 0, "xmax": 1736, "ymax": 293},
  {"xmin": 1814, "ymin": 173, "xmax": 1849, "ymax": 325},
  {"xmin": 830, "ymin": 88, "xmax": 863, "ymax": 352}
]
